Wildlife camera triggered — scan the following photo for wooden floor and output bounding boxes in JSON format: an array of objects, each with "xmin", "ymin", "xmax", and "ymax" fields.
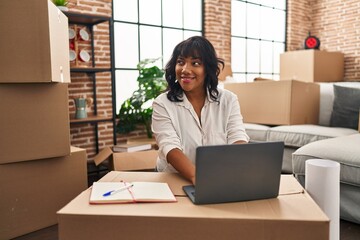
[{"xmin": 12, "ymin": 220, "xmax": 360, "ymax": 240}]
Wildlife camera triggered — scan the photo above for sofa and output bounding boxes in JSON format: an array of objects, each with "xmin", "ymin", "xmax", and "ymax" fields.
[{"xmin": 243, "ymin": 81, "xmax": 360, "ymax": 223}]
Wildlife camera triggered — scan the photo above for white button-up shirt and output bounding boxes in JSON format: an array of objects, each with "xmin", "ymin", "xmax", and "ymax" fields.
[{"xmin": 152, "ymin": 88, "xmax": 249, "ymax": 172}]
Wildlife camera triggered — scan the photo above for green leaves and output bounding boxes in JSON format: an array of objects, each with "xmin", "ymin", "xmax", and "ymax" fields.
[
  {"xmin": 52, "ymin": 0, "xmax": 68, "ymax": 6},
  {"xmin": 116, "ymin": 58, "xmax": 167, "ymax": 138}
]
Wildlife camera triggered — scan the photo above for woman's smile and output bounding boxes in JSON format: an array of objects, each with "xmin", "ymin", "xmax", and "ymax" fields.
[{"xmin": 181, "ymin": 75, "xmax": 196, "ymax": 83}]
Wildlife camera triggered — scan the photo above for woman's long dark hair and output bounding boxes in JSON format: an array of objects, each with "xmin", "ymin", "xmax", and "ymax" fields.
[{"xmin": 165, "ymin": 36, "xmax": 224, "ymax": 102}]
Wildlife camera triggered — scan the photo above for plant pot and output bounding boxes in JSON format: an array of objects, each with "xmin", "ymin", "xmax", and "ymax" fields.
[{"xmin": 57, "ymin": 6, "xmax": 68, "ymax": 11}]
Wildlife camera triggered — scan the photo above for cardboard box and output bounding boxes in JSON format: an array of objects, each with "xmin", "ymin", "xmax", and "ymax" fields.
[
  {"xmin": 127, "ymin": 137, "xmax": 159, "ymax": 150},
  {"xmin": 94, "ymin": 147, "xmax": 158, "ymax": 171},
  {"xmin": 0, "ymin": 0, "xmax": 70, "ymax": 83},
  {"xmin": 225, "ymin": 80, "xmax": 320, "ymax": 125},
  {"xmin": 0, "ymin": 83, "xmax": 71, "ymax": 164},
  {"xmin": 280, "ymin": 50, "xmax": 344, "ymax": 82},
  {"xmin": 57, "ymin": 172, "xmax": 329, "ymax": 240},
  {"xmin": 0, "ymin": 146, "xmax": 88, "ymax": 240}
]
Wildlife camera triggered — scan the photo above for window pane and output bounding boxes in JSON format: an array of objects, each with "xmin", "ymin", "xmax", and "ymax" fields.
[
  {"xmin": 115, "ymin": 70, "xmax": 139, "ymax": 112},
  {"xmin": 246, "ymin": 73, "xmax": 259, "ymax": 82},
  {"xmin": 163, "ymin": 0, "xmax": 182, "ymax": 28},
  {"xmin": 232, "ymin": 73, "xmax": 246, "ymax": 83},
  {"xmin": 246, "ymin": 39, "xmax": 260, "ymax": 73},
  {"xmin": 184, "ymin": 0, "xmax": 202, "ymax": 30},
  {"xmin": 259, "ymin": 0, "xmax": 272, "ymax": 8},
  {"xmin": 140, "ymin": 26, "xmax": 162, "ymax": 66},
  {"xmin": 232, "ymin": 0, "xmax": 286, "ymax": 82},
  {"xmin": 163, "ymin": 29, "xmax": 183, "ymax": 67},
  {"xmin": 184, "ymin": 30, "xmax": 201, "ymax": 40},
  {"xmin": 247, "ymin": 0, "xmax": 262, "ymax": 4},
  {"xmin": 114, "ymin": 23, "xmax": 139, "ymax": 68},
  {"xmin": 260, "ymin": 7, "xmax": 274, "ymax": 40},
  {"xmin": 246, "ymin": 73, "xmax": 260, "ymax": 82},
  {"xmin": 273, "ymin": 9, "xmax": 286, "ymax": 42},
  {"xmin": 231, "ymin": 37, "xmax": 246, "ymax": 72},
  {"xmin": 246, "ymin": 4, "xmax": 260, "ymax": 39},
  {"xmin": 231, "ymin": 1, "xmax": 246, "ymax": 37},
  {"xmin": 113, "ymin": 0, "xmax": 138, "ymax": 22},
  {"xmin": 139, "ymin": 0, "xmax": 161, "ymax": 25},
  {"xmin": 273, "ymin": 0, "xmax": 286, "ymax": 10},
  {"xmin": 260, "ymin": 73, "xmax": 274, "ymax": 80},
  {"xmin": 260, "ymin": 41, "xmax": 273, "ymax": 73}
]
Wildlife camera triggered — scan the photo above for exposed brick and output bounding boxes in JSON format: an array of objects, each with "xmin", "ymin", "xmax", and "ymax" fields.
[{"xmin": 287, "ymin": 0, "xmax": 360, "ymax": 81}]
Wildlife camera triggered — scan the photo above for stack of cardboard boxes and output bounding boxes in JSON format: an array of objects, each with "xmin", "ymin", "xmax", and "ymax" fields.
[
  {"xmin": 0, "ymin": 1, "xmax": 88, "ymax": 239},
  {"xmin": 225, "ymin": 49, "xmax": 344, "ymax": 125}
]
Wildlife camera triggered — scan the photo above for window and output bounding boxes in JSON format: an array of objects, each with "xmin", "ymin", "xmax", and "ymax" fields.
[
  {"xmin": 231, "ymin": 0, "xmax": 287, "ymax": 82},
  {"xmin": 113, "ymin": 0, "xmax": 203, "ymax": 112}
]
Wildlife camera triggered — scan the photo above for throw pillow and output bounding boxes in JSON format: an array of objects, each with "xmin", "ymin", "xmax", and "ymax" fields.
[{"xmin": 330, "ymin": 85, "xmax": 360, "ymax": 130}]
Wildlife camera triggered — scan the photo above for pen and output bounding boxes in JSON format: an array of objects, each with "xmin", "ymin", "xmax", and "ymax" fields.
[{"xmin": 103, "ymin": 183, "xmax": 134, "ymax": 197}]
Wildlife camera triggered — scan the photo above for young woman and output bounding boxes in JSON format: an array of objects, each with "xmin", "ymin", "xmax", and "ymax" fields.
[{"xmin": 152, "ymin": 36, "xmax": 249, "ymax": 184}]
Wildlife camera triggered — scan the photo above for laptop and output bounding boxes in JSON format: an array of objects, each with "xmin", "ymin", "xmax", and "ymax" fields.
[{"xmin": 183, "ymin": 141, "xmax": 284, "ymax": 205}]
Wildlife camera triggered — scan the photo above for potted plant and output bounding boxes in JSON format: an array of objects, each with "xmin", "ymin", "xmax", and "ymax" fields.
[
  {"xmin": 52, "ymin": 0, "xmax": 68, "ymax": 11},
  {"xmin": 116, "ymin": 58, "xmax": 167, "ymax": 138}
]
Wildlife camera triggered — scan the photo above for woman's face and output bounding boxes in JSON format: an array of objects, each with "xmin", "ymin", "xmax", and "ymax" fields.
[{"xmin": 175, "ymin": 55, "xmax": 206, "ymax": 95}]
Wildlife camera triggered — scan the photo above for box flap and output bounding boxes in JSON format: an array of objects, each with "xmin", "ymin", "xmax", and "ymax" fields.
[
  {"xmin": 112, "ymin": 150, "xmax": 158, "ymax": 171},
  {"xmin": 94, "ymin": 147, "xmax": 113, "ymax": 166},
  {"xmin": 279, "ymin": 175, "xmax": 304, "ymax": 195}
]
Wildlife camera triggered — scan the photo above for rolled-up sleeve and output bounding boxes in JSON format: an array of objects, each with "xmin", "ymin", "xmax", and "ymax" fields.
[
  {"xmin": 152, "ymin": 97, "xmax": 183, "ymax": 159},
  {"xmin": 226, "ymin": 94, "xmax": 250, "ymax": 144}
]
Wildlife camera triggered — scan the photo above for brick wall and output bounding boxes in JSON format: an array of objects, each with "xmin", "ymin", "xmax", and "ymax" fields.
[
  {"xmin": 287, "ymin": 0, "xmax": 360, "ymax": 81},
  {"xmin": 286, "ymin": 0, "xmax": 312, "ymax": 51},
  {"xmin": 67, "ymin": 0, "xmax": 359, "ymax": 162},
  {"xmin": 204, "ymin": 0, "xmax": 232, "ymax": 68}
]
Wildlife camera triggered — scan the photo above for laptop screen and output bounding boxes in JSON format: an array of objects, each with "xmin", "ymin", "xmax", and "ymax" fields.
[{"xmin": 184, "ymin": 141, "xmax": 284, "ymax": 204}]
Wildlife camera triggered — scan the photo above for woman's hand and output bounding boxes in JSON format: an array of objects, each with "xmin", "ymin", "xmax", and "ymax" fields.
[{"xmin": 167, "ymin": 148, "xmax": 196, "ymax": 184}]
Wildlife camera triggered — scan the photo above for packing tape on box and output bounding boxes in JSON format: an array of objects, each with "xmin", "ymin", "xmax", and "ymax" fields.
[{"xmin": 305, "ymin": 159, "xmax": 340, "ymax": 240}]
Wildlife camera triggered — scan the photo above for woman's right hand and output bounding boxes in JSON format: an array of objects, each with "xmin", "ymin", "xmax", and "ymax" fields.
[{"xmin": 167, "ymin": 148, "xmax": 196, "ymax": 184}]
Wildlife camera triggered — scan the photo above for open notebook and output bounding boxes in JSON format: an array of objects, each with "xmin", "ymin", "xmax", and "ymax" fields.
[{"xmin": 90, "ymin": 181, "xmax": 177, "ymax": 204}]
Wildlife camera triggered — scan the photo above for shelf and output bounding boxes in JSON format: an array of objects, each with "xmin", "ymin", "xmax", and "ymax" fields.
[
  {"xmin": 66, "ymin": 10, "xmax": 117, "ymax": 154},
  {"xmin": 70, "ymin": 115, "xmax": 113, "ymax": 124},
  {"xmin": 63, "ymin": 11, "xmax": 110, "ymax": 25},
  {"xmin": 70, "ymin": 67, "xmax": 112, "ymax": 73}
]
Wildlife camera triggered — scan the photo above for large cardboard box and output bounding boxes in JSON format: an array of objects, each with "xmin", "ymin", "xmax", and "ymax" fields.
[
  {"xmin": 94, "ymin": 147, "xmax": 158, "ymax": 171},
  {"xmin": 58, "ymin": 172, "xmax": 329, "ymax": 240},
  {"xmin": 225, "ymin": 80, "xmax": 320, "ymax": 125},
  {"xmin": 0, "ymin": 83, "xmax": 71, "ymax": 164},
  {"xmin": 280, "ymin": 50, "xmax": 344, "ymax": 82},
  {"xmin": 0, "ymin": 0, "xmax": 70, "ymax": 83},
  {"xmin": 0, "ymin": 146, "xmax": 88, "ymax": 240},
  {"xmin": 127, "ymin": 137, "xmax": 159, "ymax": 150}
]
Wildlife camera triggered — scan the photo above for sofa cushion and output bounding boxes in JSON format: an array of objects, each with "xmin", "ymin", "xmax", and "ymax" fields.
[
  {"xmin": 318, "ymin": 83, "xmax": 335, "ymax": 126},
  {"xmin": 330, "ymin": 85, "xmax": 360, "ymax": 130},
  {"xmin": 244, "ymin": 123, "xmax": 270, "ymax": 142},
  {"xmin": 267, "ymin": 124, "xmax": 358, "ymax": 148},
  {"xmin": 318, "ymin": 82, "xmax": 360, "ymax": 127},
  {"xmin": 292, "ymin": 134, "xmax": 360, "ymax": 187}
]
